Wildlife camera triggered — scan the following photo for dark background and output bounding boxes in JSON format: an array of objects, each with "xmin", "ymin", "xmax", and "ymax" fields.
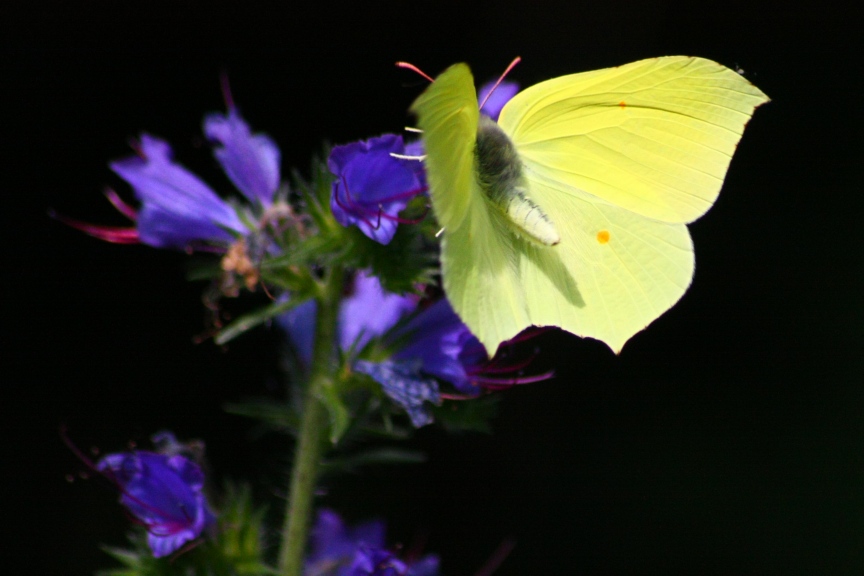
[{"xmin": 4, "ymin": 1, "xmax": 861, "ymax": 574}]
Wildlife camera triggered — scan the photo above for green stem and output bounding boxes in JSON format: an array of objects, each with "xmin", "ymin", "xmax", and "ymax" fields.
[{"xmin": 278, "ymin": 266, "xmax": 343, "ymax": 576}]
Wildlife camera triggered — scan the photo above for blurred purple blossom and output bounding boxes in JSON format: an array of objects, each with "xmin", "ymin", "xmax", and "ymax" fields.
[
  {"xmin": 279, "ymin": 271, "xmax": 417, "ymax": 368},
  {"xmin": 306, "ymin": 509, "xmax": 438, "ymax": 576},
  {"xmin": 203, "ymin": 107, "xmax": 280, "ymax": 205},
  {"xmin": 110, "ymin": 134, "xmax": 247, "ymax": 249},
  {"xmin": 61, "ymin": 103, "xmax": 279, "ymax": 252}
]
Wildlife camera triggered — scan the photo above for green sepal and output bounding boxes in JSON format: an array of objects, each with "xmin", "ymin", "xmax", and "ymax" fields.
[
  {"xmin": 336, "ymin": 200, "xmax": 438, "ymax": 295},
  {"xmin": 292, "ymin": 151, "xmax": 337, "ymax": 234}
]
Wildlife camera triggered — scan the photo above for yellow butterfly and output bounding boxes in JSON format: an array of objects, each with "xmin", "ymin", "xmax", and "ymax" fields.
[{"xmin": 411, "ymin": 56, "xmax": 769, "ymax": 354}]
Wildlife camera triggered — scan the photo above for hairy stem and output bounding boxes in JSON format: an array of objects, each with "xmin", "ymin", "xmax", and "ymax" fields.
[{"xmin": 278, "ymin": 266, "xmax": 343, "ymax": 576}]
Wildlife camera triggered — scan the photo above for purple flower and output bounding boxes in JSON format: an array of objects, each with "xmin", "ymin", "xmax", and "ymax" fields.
[
  {"xmin": 110, "ymin": 134, "xmax": 246, "ymax": 249},
  {"xmin": 203, "ymin": 107, "xmax": 281, "ymax": 205},
  {"xmin": 96, "ymin": 449, "xmax": 216, "ymax": 558},
  {"xmin": 280, "ymin": 273, "xmax": 548, "ymax": 425},
  {"xmin": 349, "ymin": 547, "xmax": 408, "ymax": 576},
  {"xmin": 392, "ymin": 299, "xmax": 484, "ymax": 395},
  {"xmin": 349, "ymin": 299, "xmax": 490, "ymax": 421},
  {"xmin": 478, "ymin": 79, "xmax": 520, "ymax": 122},
  {"xmin": 338, "ymin": 271, "xmax": 418, "ymax": 352},
  {"xmin": 64, "ymin": 102, "xmax": 280, "ymax": 251},
  {"xmin": 306, "ymin": 510, "xmax": 438, "ymax": 576},
  {"xmin": 389, "ymin": 299, "xmax": 553, "ymax": 397},
  {"xmin": 329, "ymin": 134, "xmax": 423, "ymax": 245},
  {"xmin": 306, "ymin": 509, "xmax": 386, "ymax": 575},
  {"xmin": 279, "ymin": 271, "xmax": 437, "ymax": 426},
  {"xmin": 354, "ymin": 360, "xmax": 440, "ymax": 427},
  {"xmin": 279, "ymin": 271, "xmax": 417, "ymax": 367}
]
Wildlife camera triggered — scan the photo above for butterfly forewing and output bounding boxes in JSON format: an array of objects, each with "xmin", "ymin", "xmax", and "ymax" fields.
[
  {"xmin": 410, "ymin": 64, "xmax": 480, "ymax": 233},
  {"xmin": 498, "ymin": 56, "xmax": 770, "ymax": 224}
]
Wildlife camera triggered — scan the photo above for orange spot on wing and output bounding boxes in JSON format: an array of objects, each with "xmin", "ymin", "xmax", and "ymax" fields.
[
  {"xmin": 618, "ymin": 101, "xmax": 627, "ymax": 108},
  {"xmin": 596, "ymin": 230, "xmax": 610, "ymax": 244}
]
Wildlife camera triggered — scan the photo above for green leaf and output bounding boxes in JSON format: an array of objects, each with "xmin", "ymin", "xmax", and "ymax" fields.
[
  {"xmin": 322, "ymin": 447, "xmax": 426, "ymax": 473},
  {"xmin": 185, "ymin": 257, "xmax": 224, "ymax": 282},
  {"xmin": 215, "ymin": 297, "xmax": 311, "ymax": 345},
  {"xmin": 318, "ymin": 381, "xmax": 350, "ymax": 444},
  {"xmin": 338, "ymin": 208, "xmax": 438, "ymax": 295},
  {"xmin": 224, "ymin": 399, "xmax": 299, "ymax": 435},
  {"xmin": 431, "ymin": 395, "xmax": 500, "ymax": 434}
]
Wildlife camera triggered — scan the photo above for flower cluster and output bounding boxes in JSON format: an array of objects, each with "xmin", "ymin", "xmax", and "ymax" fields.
[
  {"xmin": 64, "ymin": 76, "xmax": 547, "ymax": 429},
  {"xmin": 67, "ymin": 104, "xmax": 281, "ymax": 250},
  {"xmin": 64, "ymin": 73, "xmax": 542, "ymax": 574}
]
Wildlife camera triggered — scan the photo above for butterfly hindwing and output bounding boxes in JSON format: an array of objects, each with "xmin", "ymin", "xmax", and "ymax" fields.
[{"xmin": 517, "ymin": 175, "xmax": 694, "ymax": 352}]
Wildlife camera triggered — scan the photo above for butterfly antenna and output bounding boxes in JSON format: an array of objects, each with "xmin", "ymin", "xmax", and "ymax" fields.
[
  {"xmin": 396, "ymin": 61, "xmax": 435, "ymax": 83},
  {"xmin": 219, "ymin": 70, "xmax": 235, "ymax": 111},
  {"xmin": 479, "ymin": 56, "xmax": 521, "ymax": 111},
  {"xmin": 60, "ymin": 425, "xmax": 99, "ymax": 471}
]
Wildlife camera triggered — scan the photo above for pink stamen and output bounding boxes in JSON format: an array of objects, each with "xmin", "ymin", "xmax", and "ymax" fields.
[
  {"xmin": 478, "ymin": 56, "xmax": 522, "ymax": 112},
  {"xmin": 396, "ymin": 61, "xmax": 435, "ymax": 83},
  {"xmin": 439, "ymin": 391, "xmax": 480, "ymax": 401},
  {"xmin": 473, "ymin": 370, "xmax": 555, "ymax": 389},
  {"xmin": 460, "ymin": 324, "xmax": 553, "ymax": 390},
  {"xmin": 60, "ymin": 425, "xmax": 98, "ymax": 470},
  {"xmin": 219, "ymin": 70, "xmax": 235, "ymax": 111},
  {"xmin": 402, "ymin": 530, "xmax": 430, "ymax": 565},
  {"xmin": 501, "ymin": 326, "xmax": 549, "ymax": 346},
  {"xmin": 128, "ymin": 138, "xmax": 145, "ymax": 159},
  {"xmin": 104, "ymin": 188, "xmax": 138, "ymax": 220},
  {"xmin": 473, "ymin": 538, "xmax": 517, "ymax": 576},
  {"xmin": 333, "ymin": 176, "xmax": 426, "ymax": 230},
  {"xmin": 391, "ymin": 204, "xmax": 430, "ymax": 225},
  {"xmin": 480, "ymin": 344, "xmax": 541, "ymax": 372},
  {"xmin": 332, "ymin": 177, "xmax": 381, "ymax": 230},
  {"xmin": 61, "ymin": 427, "xmax": 195, "ymax": 536},
  {"xmin": 468, "ymin": 352, "xmax": 537, "ymax": 375},
  {"xmin": 49, "ymin": 210, "xmax": 141, "ymax": 244}
]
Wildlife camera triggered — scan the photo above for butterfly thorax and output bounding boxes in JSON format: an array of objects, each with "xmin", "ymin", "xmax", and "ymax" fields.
[{"xmin": 474, "ymin": 115, "xmax": 560, "ymax": 246}]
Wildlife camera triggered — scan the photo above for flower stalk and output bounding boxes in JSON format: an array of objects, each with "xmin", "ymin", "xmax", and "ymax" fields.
[{"xmin": 278, "ymin": 265, "xmax": 344, "ymax": 576}]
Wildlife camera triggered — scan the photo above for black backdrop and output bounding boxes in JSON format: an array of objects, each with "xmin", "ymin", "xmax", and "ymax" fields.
[{"xmin": 4, "ymin": 1, "xmax": 862, "ymax": 574}]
